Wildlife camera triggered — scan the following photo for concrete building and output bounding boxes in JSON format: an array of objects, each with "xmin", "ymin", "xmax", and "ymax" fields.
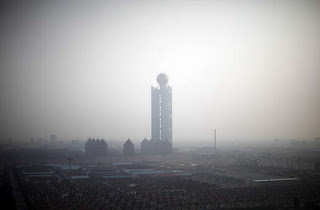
[
  {"xmin": 141, "ymin": 138, "xmax": 150, "ymax": 154},
  {"xmin": 152, "ymin": 73, "xmax": 172, "ymax": 143},
  {"xmin": 123, "ymin": 139, "xmax": 134, "ymax": 155},
  {"xmin": 85, "ymin": 138, "xmax": 108, "ymax": 157},
  {"xmin": 146, "ymin": 73, "xmax": 172, "ymax": 155},
  {"xmin": 140, "ymin": 138, "xmax": 172, "ymax": 155}
]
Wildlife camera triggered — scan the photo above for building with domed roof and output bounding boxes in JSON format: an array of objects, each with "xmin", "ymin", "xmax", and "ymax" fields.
[
  {"xmin": 140, "ymin": 73, "xmax": 173, "ymax": 155},
  {"xmin": 151, "ymin": 73, "xmax": 172, "ymax": 152}
]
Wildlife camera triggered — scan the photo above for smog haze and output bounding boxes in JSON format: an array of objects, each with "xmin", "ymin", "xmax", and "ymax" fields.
[{"xmin": 1, "ymin": 0, "xmax": 320, "ymax": 142}]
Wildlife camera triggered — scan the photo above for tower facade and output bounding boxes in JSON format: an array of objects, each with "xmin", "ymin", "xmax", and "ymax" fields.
[
  {"xmin": 123, "ymin": 138, "xmax": 134, "ymax": 155},
  {"xmin": 85, "ymin": 138, "xmax": 108, "ymax": 157},
  {"xmin": 151, "ymin": 73, "xmax": 172, "ymax": 143}
]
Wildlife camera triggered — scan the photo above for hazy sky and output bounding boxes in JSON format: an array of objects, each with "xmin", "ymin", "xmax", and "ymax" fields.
[{"xmin": 1, "ymin": 0, "xmax": 320, "ymax": 143}]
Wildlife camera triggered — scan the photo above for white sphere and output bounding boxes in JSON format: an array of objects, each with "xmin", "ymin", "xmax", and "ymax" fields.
[{"xmin": 157, "ymin": 73, "xmax": 169, "ymax": 85}]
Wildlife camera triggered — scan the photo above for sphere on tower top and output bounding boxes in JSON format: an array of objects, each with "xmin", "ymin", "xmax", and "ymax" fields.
[{"xmin": 157, "ymin": 73, "xmax": 169, "ymax": 85}]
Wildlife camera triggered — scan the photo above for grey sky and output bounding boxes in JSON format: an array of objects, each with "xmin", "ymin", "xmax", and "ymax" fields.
[{"xmin": 1, "ymin": 0, "xmax": 320, "ymax": 142}]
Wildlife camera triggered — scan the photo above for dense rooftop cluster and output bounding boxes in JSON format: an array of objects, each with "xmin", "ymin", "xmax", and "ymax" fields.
[
  {"xmin": 192, "ymin": 173, "xmax": 246, "ymax": 188},
  {"xmin": 18, "ymin": 176, "xmax": 320, "ymax": 209}
]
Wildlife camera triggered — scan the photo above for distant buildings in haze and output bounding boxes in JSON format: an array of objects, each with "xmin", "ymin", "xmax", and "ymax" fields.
[
  {"xmin": 32, "ymin": 74, "xmax": 174, "ymax": 156},
  {"xmin": 50, "ymin": 134, "xmax": 57, "ymax": 145},
  {"xmin": 85, "ymin": 138, "xmax": 108, "ymax": 157},
  {"xmin": 141, "ymin": 138, "xmax": 172, "ymax": 155},
  {"xmin": 123, "ymin": 139, "xmax": 134, "ymax": 155}
]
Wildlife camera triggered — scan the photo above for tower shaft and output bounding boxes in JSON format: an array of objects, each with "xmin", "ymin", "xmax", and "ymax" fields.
[{"xmin": 151, "ymin": 83, "xmax": 172, "ymax": 142}]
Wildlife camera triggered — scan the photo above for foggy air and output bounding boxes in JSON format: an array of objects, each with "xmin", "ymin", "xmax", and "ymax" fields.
[{"xmin": 0, "ymin": 1, "xmax": 320, "ymax": 209}]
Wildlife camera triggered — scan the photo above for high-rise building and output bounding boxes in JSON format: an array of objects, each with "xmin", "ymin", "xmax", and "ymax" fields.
[
  {"xmin": 142, "ymin": 73, "xmax": 173, "ymax": 155},
  {"xmin": 151, "ymin": 73, "xmax": 172, "ymax": 143}
]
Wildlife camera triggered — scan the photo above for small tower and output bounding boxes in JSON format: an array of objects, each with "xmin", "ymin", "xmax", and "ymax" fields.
[
  {"xmin": 123, "ymin": 138, "xmax": 134, "ymax": 155},
  {"xmin": 141, "ymin": 137, "xmax": 150, "ymax": 154}
]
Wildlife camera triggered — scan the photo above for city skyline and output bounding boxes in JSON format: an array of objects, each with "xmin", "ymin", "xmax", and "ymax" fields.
[
  {"xmin": 0, "ymin": 1, "xmax": 319, "ymax": 141},
  {"xmin": 1, "ymin": 1, "xmax": 320, "ymax": 209}
]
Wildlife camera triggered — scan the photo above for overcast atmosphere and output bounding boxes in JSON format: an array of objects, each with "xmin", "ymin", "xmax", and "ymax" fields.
[{"xmin": 1, "ymin": 0, "xmax": 320, "ymax": 142}]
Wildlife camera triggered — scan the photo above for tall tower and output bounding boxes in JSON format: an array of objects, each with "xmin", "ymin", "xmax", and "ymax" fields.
[{"xmin": 151, "ymin": 73, "xmax": 172, "ymax": 143}]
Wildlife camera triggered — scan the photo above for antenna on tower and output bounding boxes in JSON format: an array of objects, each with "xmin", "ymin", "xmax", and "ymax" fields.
[{"xmin": 214, "ymin": 129, "xmax": 217, "ymax": 150}]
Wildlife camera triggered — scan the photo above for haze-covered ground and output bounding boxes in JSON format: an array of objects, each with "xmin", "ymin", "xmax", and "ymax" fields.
[{"xmin": 1, "ymin": 139, "xmax": 320, "ymax": 209}]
